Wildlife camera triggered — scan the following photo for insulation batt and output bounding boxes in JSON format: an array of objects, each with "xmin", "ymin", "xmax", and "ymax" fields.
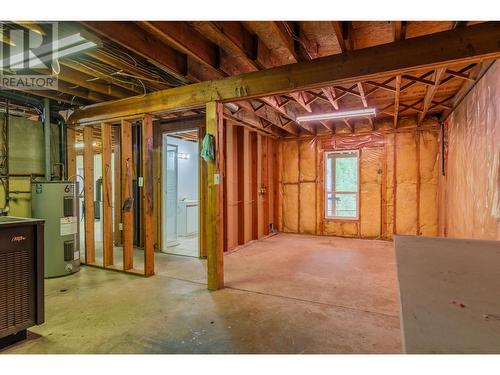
[
  {"xmin": 438, "ymin": 61, "xmax": 500, "ymax": 240},
  {"xmin": 278, "ymin": 120, "xmax": 439, "ymax": 239}
]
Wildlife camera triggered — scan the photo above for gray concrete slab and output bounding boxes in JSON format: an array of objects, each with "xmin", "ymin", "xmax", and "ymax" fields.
[{"xmin": 3, "ymin": 233, "xmax": 401, "ymax": 354}]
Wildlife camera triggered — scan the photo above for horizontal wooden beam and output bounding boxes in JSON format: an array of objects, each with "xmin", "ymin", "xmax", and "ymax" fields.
[{"xmin": 69, "ymin": 23, "xmax": 500, "ymax": 125}]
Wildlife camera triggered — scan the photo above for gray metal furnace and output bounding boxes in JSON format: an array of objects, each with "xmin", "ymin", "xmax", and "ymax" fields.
[{"xmin": 31, "ymin": 181, "xmax": 80, "ymax": 278}]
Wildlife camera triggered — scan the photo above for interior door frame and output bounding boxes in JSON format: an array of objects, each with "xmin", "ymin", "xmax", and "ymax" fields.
[
  {"xmin": 158, "ymin": 125, "xmax": 203, "ymax": 258},
  {"xmin": 162, "ymin": 142, "xmax": 179, "ymax": 250}
]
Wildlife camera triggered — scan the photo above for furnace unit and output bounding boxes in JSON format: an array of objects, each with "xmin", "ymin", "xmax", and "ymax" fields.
[
  {"xmin": 31, "ymin": 181, "xmax": 80, "ymax": 278},
  {"xmin": 0, "ymin": 216, "xmax": 45, "ymax": 348}
]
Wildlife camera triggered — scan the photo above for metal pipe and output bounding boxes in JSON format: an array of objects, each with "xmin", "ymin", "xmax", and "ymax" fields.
[
  {"xmin": 58, "ymin": 116, "xmax": 68, "ymax": 180},
  {"xmin": 43, "ymin": 98, "xmax": 51, "ymax": 181},
  {"xmin": 3, "ymin": 99, "xmax": 10, "ymax": 213}
]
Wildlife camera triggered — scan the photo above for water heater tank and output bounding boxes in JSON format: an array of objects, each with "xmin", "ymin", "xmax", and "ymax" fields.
[{"xmin": 31, "ymin": 181, "xmax": 80, "ymax": 278}]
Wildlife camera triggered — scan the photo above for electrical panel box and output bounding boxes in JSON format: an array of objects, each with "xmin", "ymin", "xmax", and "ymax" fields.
[{"xmin": 31, "ymin": 181, "xmax": 80, "ymax": 278}]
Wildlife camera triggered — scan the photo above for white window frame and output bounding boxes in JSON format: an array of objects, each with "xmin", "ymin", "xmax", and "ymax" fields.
[{"xmin": 324, "ymin": 150, "xmax": 359, "ymax": 220}]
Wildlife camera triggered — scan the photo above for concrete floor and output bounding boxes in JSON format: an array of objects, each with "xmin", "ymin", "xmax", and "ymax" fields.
[
  {"xmin": 164, "ymin": 234, "xmax": 199, "ymax": 257},
  {"xmin": 2, "ymin": 233, "xmax": 401, "ymax": 354}
]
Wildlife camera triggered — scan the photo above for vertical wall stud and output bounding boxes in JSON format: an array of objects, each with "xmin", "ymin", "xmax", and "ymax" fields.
[
  {"xmin": 113, "ymin": 126, "xmax": 122, "ymax": 245},
  {"xmin": 83, "ymin": 126, "xmax": 95, "ymax": 264},
  {"xmin": 142, "ymin": 115, "xmax": 154, "ymax": 276},
  {"xmin": 121, "ymin": 120, "xmax": 134, "ymax": 270},
  {"xmin": 66, "ymin": 127, "xmax": 76, "ymax": 180},
  {"xmin": 101, "ymin": 122, "xmax": 114, "ymax": 267}
]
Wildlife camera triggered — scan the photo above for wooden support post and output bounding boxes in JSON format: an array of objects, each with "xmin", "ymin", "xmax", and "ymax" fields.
[
  {"xmin": 66, "ymin": 127, "xmax": 76, "ymax": 180},
  {"xmin": 83, "ymin": 126, "xmax": 95, "ymax": 264},
  {"xmin": 205, "ymin": 102, "xmax": 224, "ymax": 290},
  {"xmin": 101, "ymin": 123, "xmax": 114, "ymax": 266},
  {"xmin": 113, "ymin": 126, "xmax": 122, "ymax": 245},
  {"xmin": 121, "ymin": 120, "xmax": 134, "ymax": 270},
  {"xmin": 142, "ymin": 115, "xmax": 154, "ymax": 276}
]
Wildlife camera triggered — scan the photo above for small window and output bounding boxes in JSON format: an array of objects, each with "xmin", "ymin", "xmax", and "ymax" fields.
[{"xmin": 324, "ymin": 150, "xmax": 359, "ymax": 219}]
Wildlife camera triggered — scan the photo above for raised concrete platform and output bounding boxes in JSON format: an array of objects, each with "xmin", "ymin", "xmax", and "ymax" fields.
[{"xmin": 395, "ymin": 235, "xmax": 500, "ymax": 354}]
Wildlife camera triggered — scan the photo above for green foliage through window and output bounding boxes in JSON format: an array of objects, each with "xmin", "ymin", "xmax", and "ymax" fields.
[{"xmin": 325, "ymin": 151, "xmax": 359, "ymax": 219}]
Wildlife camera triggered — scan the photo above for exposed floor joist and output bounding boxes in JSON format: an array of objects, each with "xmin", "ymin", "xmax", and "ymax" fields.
[{"xmin": 68, "ymin": 22, "xmax": 500, "ymax": 125}]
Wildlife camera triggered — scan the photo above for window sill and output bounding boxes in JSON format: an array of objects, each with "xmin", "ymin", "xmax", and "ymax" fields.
[{"xmin": 324, "ymin": 217, "xmax": 360, "ymax": 222}]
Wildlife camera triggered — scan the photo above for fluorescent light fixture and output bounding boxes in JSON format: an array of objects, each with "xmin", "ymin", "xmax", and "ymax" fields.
[
  {"xmin": 296, "ymin": 108, "xmax": 376, "ymax": 122},
  {"xmin": 3, "ymin": 33, "xmax": 98, "ymax": 70},
  {"xmin": 224, "ymin": 103, "xmax": 239, "ymax": 113}
]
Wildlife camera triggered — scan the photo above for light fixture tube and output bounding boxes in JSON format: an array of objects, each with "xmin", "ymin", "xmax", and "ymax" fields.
[
  {"xmin": 296, "ymin": 108, "xmax": 376, "ymax": 122},
  {"xmin": 4, "ymin": 33, "xmax": 97, "ymax": 70}
]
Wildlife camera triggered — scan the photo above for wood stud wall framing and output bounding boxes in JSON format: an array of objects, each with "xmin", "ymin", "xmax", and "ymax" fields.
[
  {"xmin": 73, "ymin": 116, "xmax": 155, "ymax": 277},
  {"xmin": 65, "ymin": 22, "xmax": 500, "ymax": 290}
]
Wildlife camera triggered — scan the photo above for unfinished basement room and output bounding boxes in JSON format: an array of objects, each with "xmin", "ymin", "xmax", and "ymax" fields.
[{"xmin": 0, "ymin": 2, "xmax": 500, "ymax": 369}]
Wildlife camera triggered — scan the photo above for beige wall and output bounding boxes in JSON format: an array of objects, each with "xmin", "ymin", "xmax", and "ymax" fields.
[
  {"xmin": 438, "ymin": 62, "xmax": 500, "ymax": 240},
  {"xmin": 0, "ymin": 114, "xmax": 59, "ymax": 217},
  {"xmin": 277, "ymin": 117, "xmax": 440, "ymax": 239}
]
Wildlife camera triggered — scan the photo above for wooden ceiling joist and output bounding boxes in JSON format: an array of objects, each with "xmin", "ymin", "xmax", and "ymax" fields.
[
  {"xmin": 56, "ymin": 80, "xmax": 112, "ymax": 103},
  {"xmin": 331, "ymin": 21, "xmax": 354, "ymax": 52},
  {"xmin": 440, "ymin": 61, "xmax": 495, "ymax": 121},
  {"xmin": 52, "ymin": 65, "xmax": 134, "ymax": 99},
  {"xmin": 445, "ymin": 68, "xmax": 475, "ymax": 81},
  {"xmin": 357, "ymin": 82, "xmax": 368, "ymax": 107},
  {"xmin": 137, "ymin": 21, "xmax": 223, "ymax": 78},
  {"xmin": 60, "ymin": 59, "xmax": 145, "ymax": 95},
  {"xmin": 68, "ymin": 22, "xmax": 500, "ymax": 125},
  {"xmin": 224, "ymin": 110, "xmax": 281, "ymax": 138},
  {"xmin": 11, "ymin": 87, "xmax": 87, "ymax": 106},
  {"xmin": 418, "ymin": 67, "xmax": 447, "ymax": 124},
  {"xmin": 393, "ymin": 75, "xmax": 402, "ymax": 128},
  {"xmin": 82, "ymin": 21, "xmax": 190, "ymax": 83},
  {"xmin": 400, "ymin": 70, "xmax": 435, "ymax": 92},
  {"xmin": 399, "ymin": 98, "xmax": 424, "ymax": 114},
  {"xmin": 191, "ymin": 21, "xmax": 260, "ymax": 73},
  {"xmin": 260, "ymin": 96, "xmax": 314, "ymax": 134},
  {"xmin": 393, "ymin": 21, "xmax": 407, "ymax": 42},
  {"xmin": 236, "ymin": 100, "xmax": 299, "ymax": 136},
  {"xmin": 85, "ymin": 49, "xmax": 171, "ymax": 90}
]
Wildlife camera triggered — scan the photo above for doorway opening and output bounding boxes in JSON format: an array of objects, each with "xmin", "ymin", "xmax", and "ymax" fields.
[{"xmin": 161, "ymin": 129, "xmax": 200, "ymax": 257}]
